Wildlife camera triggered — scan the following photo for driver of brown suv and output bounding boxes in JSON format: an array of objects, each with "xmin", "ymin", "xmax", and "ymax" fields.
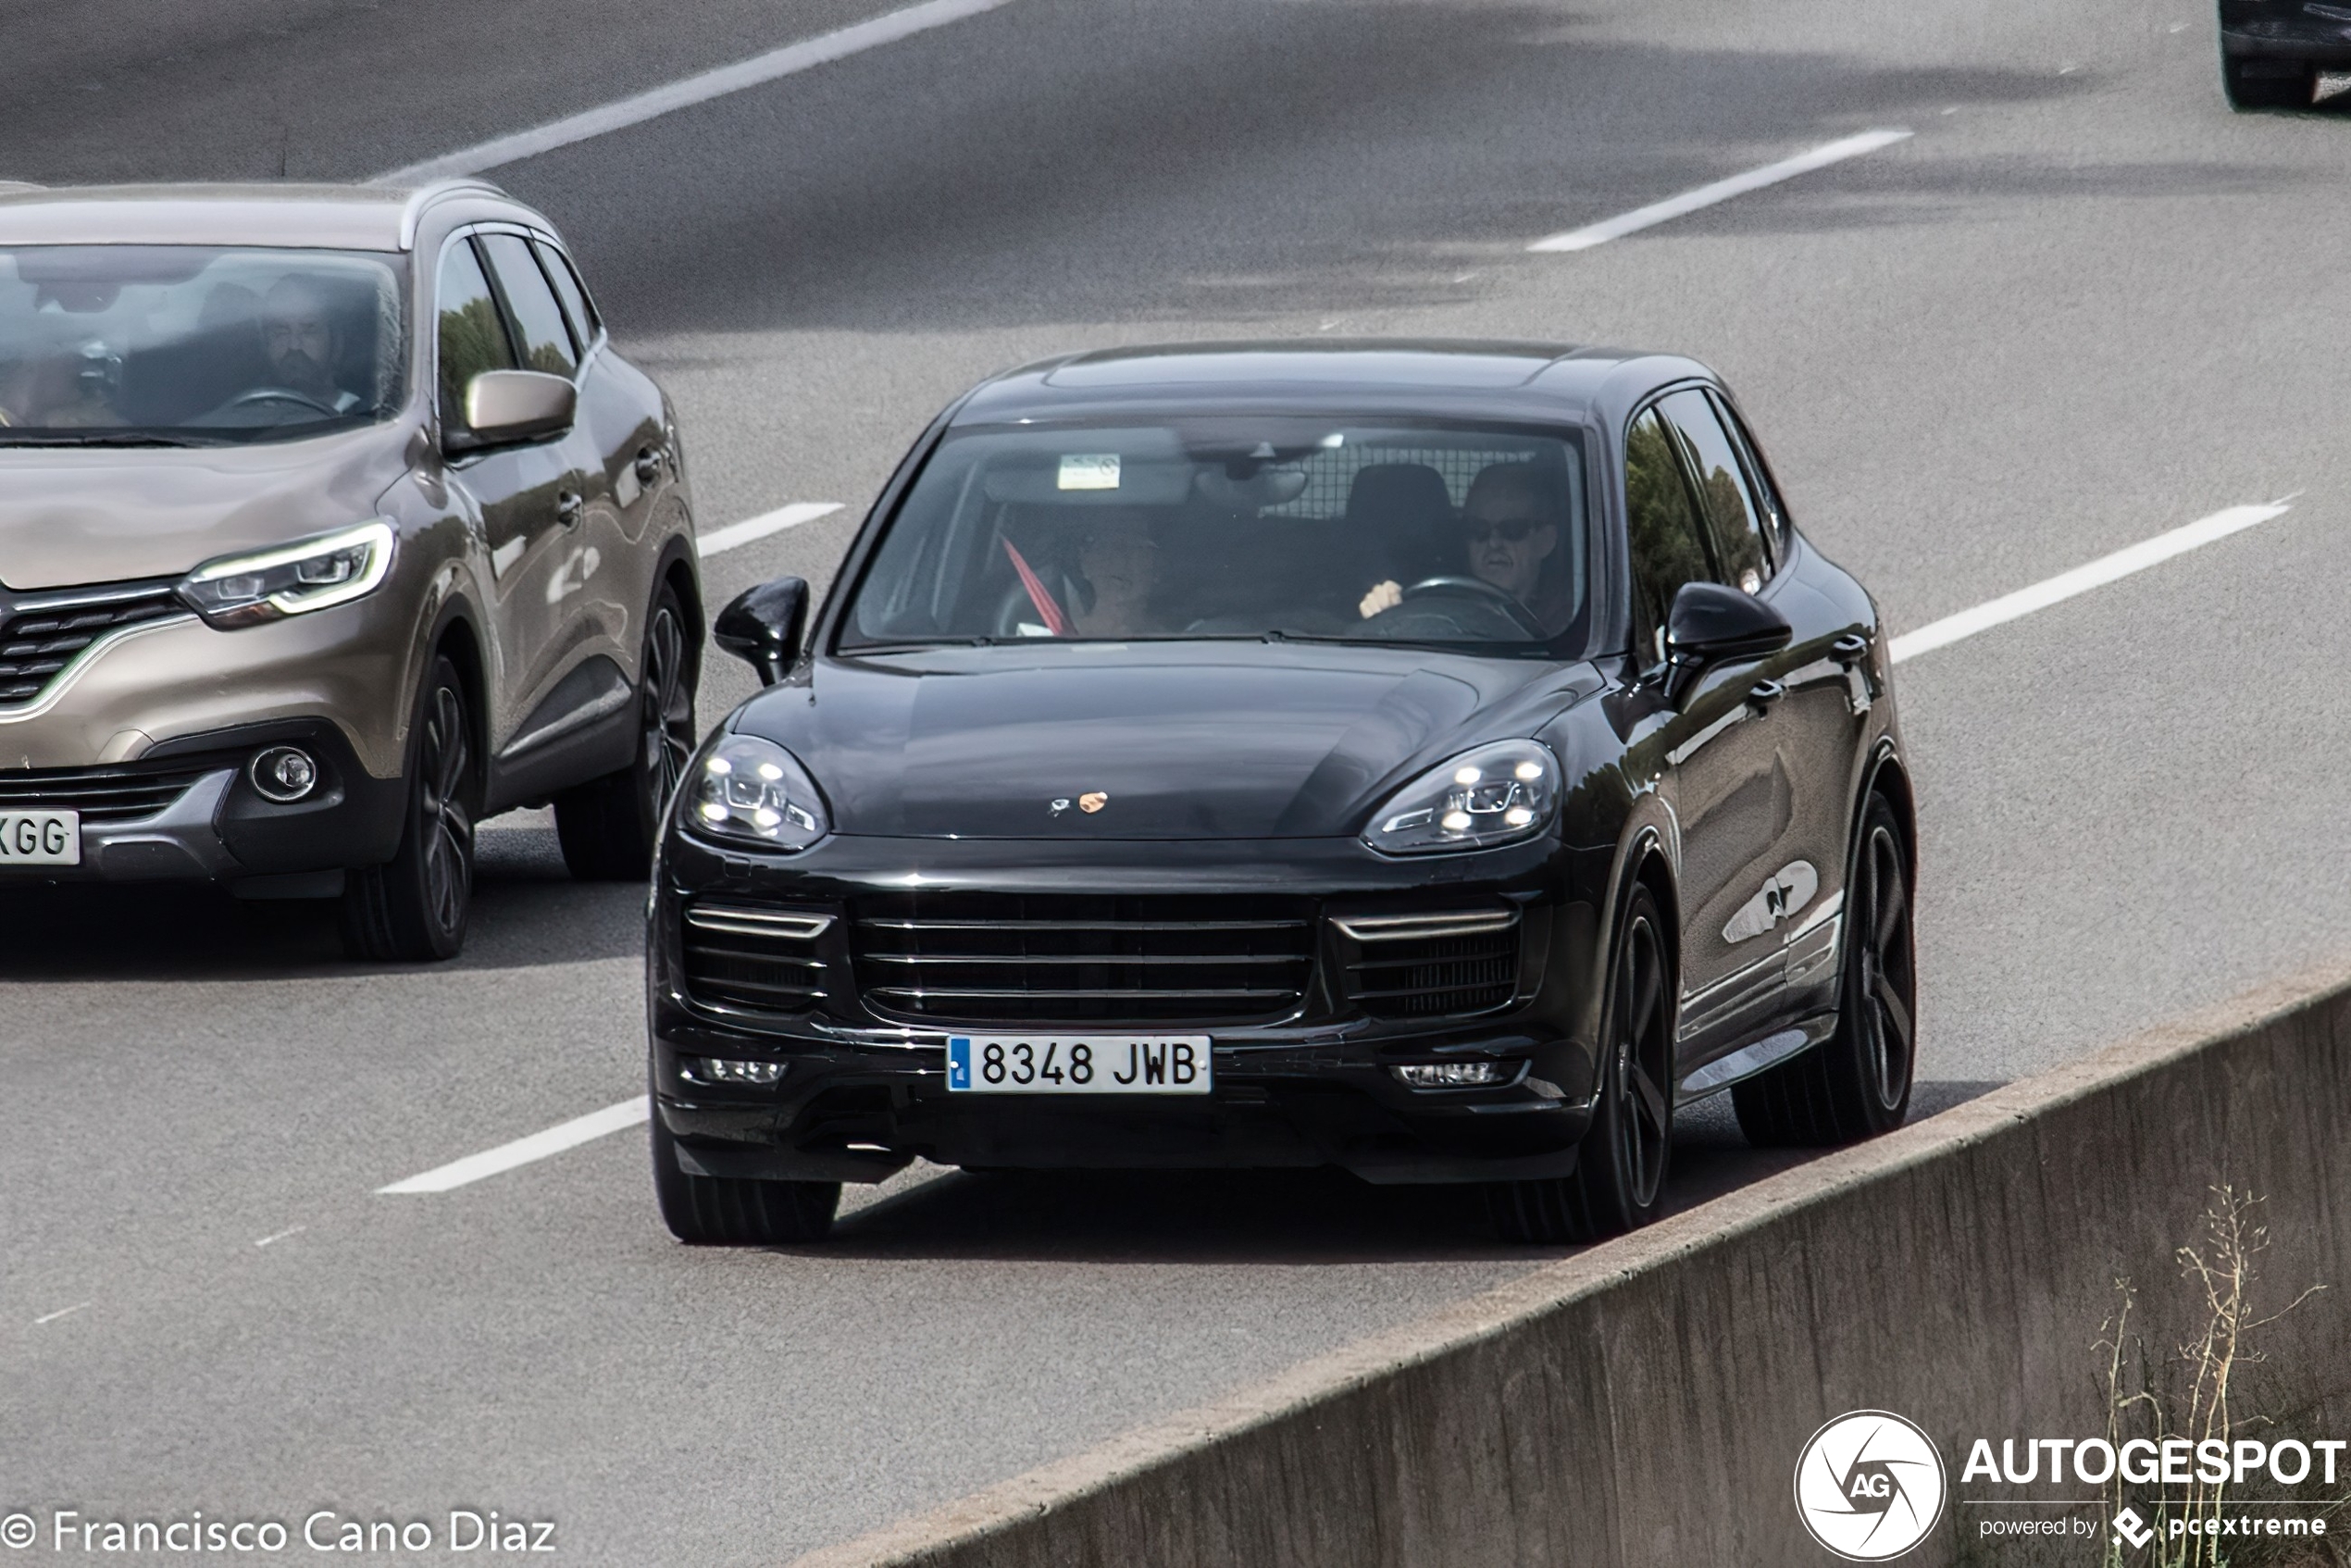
[{"xmin": 260, "ymin": 276, "xmax": 363, "ymax": 413}]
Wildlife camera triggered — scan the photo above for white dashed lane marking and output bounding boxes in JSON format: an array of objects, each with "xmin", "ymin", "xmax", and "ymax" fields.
[
  {"xmin": 1528, "ymin": 129, "xmax": 1912, "ymax": 253},
  {"xmin": 372, "ymin": 0, "xmax": 1016, "ymax": 183},
  {"xmin": 696, "ymin": 503, "xmax": 846, "ymax": 558},
  {"xmin": 1889, "ymin": 500, "xmax": 2295, "ymax": 665}
]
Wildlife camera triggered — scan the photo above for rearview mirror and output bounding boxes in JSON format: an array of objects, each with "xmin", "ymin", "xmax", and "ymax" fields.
[
  {"xmin": 1662, "ymin": 580, "xmax": 1790, "ymax": 704},
  {"xmin": 715, "ymin": 577, "xmax": 810, "ymax": 685},
  {"xmin": 449, "ymin": 369, "xmax": 576, "ymax": 452}
]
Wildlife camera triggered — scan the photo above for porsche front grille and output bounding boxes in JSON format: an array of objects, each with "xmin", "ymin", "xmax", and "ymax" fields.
[{"xmin": 850, "ymin": 892, "xmax": 1315, "ymax": 1025}]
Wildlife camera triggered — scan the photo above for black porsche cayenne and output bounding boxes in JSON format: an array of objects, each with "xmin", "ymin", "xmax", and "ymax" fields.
[{"xmin": 648, "ymin": 342, "xmax": 1916, "ymax": 1246}]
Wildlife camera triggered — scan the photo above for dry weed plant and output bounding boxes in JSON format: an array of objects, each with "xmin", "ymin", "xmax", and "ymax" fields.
[{"xmin": 2096, "ymin": 1188, "xmax": 2341, "ymax": 1567}]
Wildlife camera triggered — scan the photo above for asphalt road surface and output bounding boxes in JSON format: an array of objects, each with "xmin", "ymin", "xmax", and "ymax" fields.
[{"xmin": 8, "ymin": 0, "xmax": 2351, "ymax": 1561}]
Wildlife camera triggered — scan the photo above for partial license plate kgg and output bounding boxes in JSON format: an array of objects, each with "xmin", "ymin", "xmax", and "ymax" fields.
[
  {"xmin": 0, "ymin": 809, "xmax": 79, "ymax": 866},
  {"xmin": 945, "ymin": 1035, "xmax": 1212, "ymax": 1095}
]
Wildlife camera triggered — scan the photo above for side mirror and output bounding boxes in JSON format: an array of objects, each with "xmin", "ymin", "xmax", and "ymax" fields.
[
  {"xmin": 448, "ymin": 369, "xmax": 576, "ymax": 452},
  {"xmin": 1662, "ymin": 580, "xmax": 1790, "ymax": 704},
  {"xmin": 715, "ymin": 577, "xmax": 810, "ymax": 685}
]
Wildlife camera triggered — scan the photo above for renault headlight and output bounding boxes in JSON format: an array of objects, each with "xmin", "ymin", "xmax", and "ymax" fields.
[
  {"xmin": 179, "ymin": 520, "xmax": 395, "ymax": 628},
  {"xmin": 1363, "ymin": 740, "xmax": 1561, "ymax": 855},
  {"xmin": 684, "ymin": 734, "xmax": 829, "ymax": 851}
]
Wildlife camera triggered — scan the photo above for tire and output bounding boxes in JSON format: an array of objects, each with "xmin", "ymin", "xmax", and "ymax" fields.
[
  {"xmin": 1488, "ymin": 882, "xmax": 1675, "ymax": 1244},
  {"xmin": 555, "ymin": 583, "xmax": 698, "ymax": 880},
  {"xmin": 342, "ymin": 654, "xmax": 478, "ymax": 962},
  {"xmin": 651, "ymin": 1110, "xmax": 840, "ymax": 1245},
  {"xmin": 2221, "ymin": 55, "xmax": 2316, "ymax": 109},
  {"xmin": 1733, "ymin": 794, "xmax": 1917, "ymax": 1147}
]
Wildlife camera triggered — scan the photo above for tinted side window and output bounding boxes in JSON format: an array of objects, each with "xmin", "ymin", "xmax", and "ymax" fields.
[
  {"xmin": 436, "ymin": 238, "xmax": 516, "ymax": 431},
  {"xmin": 1710, "ymin": 392, "xmax": 1789, "ymax": 563},
  {"xmin": 481, "ymin": 233, "xmax": 578, "ymax": 377},
  {"xmin": 1624, "ymin": 408, "xmax": 1715, "ymax": 665},
  {"xmin": 532, "ymin": 240, "xmax": 601, "ymax": 348},
  {"xmin": 1659, "ymin": 389, "xmax": 1768, "ymax": 594}
]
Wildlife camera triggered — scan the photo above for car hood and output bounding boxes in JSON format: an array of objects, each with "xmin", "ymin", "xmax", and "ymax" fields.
[
  {"xmin": 0, "ymin": 424, "xmax": 413, "ymax": 589},
  {"xmin": 732, "ymin": 643, "xmax": 1603, "ymax": 840}
]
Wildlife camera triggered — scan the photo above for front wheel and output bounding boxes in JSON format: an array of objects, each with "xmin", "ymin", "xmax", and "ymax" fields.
[
  {"xmin": 556, "ymin": 583, "xmax": 698, "ymax": 880},
  {"xmin": 2221, "ymin": 55, "xmax": 2317, "ymax": 109},
  {"xmin": 651, "ymin": 1111, "xmax": 840, "ymax": 1245},
  {"xmin": 1734, "ymin": 794, "xmax": 1916, "ymax": 1146},
  {"xmin": 342, "ymin": 654, "xmax": 477, "ymax": 962},
  {"xmin": 1487, "ymin": 882, "xmax": 1675, "ymax": 1243}
]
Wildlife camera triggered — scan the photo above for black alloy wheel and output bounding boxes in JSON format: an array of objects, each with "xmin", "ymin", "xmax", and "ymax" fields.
[
  {"xmin": 1733, "ymin": 793, "xmax": 1917, "ymax": 1146},
  {"xmin": 557, "ymin": 583, "xmax": 698, "ymax": 880},
  {"xmin": 650, "ymin": 1110, "xmax": 839, "ymax": 1245},
  {"xmin": 342, "ymin": 654, "xmax": 478, "ymax": 962},
  {"xmin": 1488, "ymin": 882, "xmax": 1675, "ymax": 1244},
  {"xmin": 2221, "ymin": 54, "xmax": 2318, "ymax": 109}
]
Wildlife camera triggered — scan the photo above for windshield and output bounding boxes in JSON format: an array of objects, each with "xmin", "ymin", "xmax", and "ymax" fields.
[
  {"xmin": 842, "ymin": 417, "xmax": 1589, "ymax": 652},
  {"xmin": 0, "ymin": 245, "xmax": 406, "ymax": 446}
]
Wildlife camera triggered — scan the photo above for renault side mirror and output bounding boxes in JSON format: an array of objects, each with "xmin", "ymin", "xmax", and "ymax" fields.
[
  {"xmin": 447, "ymin": 369, "xmax": 576, "ymax": 453},
  {"xmin": 1662, "ymin": 580, "xmax": 1790, "ymax": 705},
  {"xmin": 715, "ymin": 577, "xmax": 810, "ymax": 685}
]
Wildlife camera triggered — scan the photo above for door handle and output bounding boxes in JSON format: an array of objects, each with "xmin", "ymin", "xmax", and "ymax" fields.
[
  {"xmin": 1747, "ymin": 678, "xmax": 1787, "ymax": 711},
  {"xmin": 633, "ymin": 447, "xmax": 662, "ymax": 486},
  {"xmin": 555, "ymin": 491, "xmax": 585, "ymax": 527},
  {"xmin": 1830, "ymin": 633, "xmax": 1870, "ymax": 666}
]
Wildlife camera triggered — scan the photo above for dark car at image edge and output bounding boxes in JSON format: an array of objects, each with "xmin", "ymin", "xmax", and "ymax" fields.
[{"xmin": 644, "ymin": 341, "xmax": 1919, "ymax": 1247}]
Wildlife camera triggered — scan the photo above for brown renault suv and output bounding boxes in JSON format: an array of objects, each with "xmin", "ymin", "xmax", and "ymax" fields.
[{"xmin": 0, "ymin": 180, "xmax": 703, "ymax": 959}]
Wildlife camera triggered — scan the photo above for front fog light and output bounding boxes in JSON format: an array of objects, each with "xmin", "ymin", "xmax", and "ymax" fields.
[
  {"xmin": 1394, "ymin": 1061, "xmax": 1510, "ymax": 1089},
  {"xmin": 683, "ymin": 1057, "xmax": 787, "ymax": 1087},
  {"xmin": 250, "ymin": 746, "xmax": 318, "ymax": 803}
]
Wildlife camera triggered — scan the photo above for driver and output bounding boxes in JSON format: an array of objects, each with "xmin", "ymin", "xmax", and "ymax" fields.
[
  {"xmin": 1357, "ymin": 463, "xmax": 1567, "ymax": 628},
  {"xmin": 258, "ymin": 277, "xmax": 362, "ymax": 413}
]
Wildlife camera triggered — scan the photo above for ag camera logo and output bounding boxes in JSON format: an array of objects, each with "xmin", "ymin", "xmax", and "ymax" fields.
[{"xmin": 1795, "ymin": 1410, "xmax": 1948, "ymax": 1561}]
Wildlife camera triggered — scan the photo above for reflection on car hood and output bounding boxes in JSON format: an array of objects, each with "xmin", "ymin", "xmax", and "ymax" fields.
[
  {"xmin": 732, "ymin": 643, "xmax": 1601, "ymax": 840},
  {"xmin": 0, "ymin": 424, "xmax": 410, "ymax": 589}
]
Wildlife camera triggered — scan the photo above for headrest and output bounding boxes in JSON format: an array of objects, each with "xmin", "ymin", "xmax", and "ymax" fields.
[{"xmin": 1343, "ymin": 463, "xmax": 1452, "ymax": 529}]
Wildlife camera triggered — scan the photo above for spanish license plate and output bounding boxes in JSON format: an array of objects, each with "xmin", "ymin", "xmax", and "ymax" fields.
[
  {"xmin": 945, "ymin": 1035, "xmax": 1213, "ymax": 1095},
  {"xmin": 0, "ymin": 809, "xmax": 78, "ymax": 866}
]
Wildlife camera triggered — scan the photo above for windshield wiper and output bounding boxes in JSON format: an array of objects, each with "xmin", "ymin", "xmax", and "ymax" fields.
[{"xmin": 0, "ymin": 430, "xmax": 231, "ymax": 449}]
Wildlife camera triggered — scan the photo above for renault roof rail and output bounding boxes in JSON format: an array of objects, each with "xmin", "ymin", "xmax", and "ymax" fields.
[{"xmin": 397, "ymin": 177, "xmax": 509, "ymax": 249}]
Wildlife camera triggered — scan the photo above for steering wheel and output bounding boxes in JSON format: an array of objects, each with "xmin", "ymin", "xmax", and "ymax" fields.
[
  {"xmin": 220, "ymin": 386, "xmax": 339, "ymax": 417},
  {"xmin": 1400, "ymin": 575, "xmax": 1547, "ymax": 638}
]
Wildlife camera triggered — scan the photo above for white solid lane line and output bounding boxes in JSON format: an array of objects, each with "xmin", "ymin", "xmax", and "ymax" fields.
[
  {"xmin": 371, "ymin": 0, "xmax": 1015, "ymax": 184},
  {"xmin": 1888, "ymin": 500, "xmax": 2295, "ymax": 665},
  {"xmin": 1527, "ymin": 129, "xmax": 1912, "ymax": 253},
  {"xmin": 378, "ymin": 1098, "xmax": 649, "ymax": 1195},
  {"xmin": 697, "ymin": 502, "xmax": 846, "ymax": 559},
  {"xmin": 380, "ymin": 500, "xmax": 2301, "ymax": 1195}
]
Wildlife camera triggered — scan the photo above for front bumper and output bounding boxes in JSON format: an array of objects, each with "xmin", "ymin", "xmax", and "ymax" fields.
[
  {"xmin": 650, "ymin": 828, "xmax": 1608, "ymax": 1185},
  {"xmin": 0, "ymin": 717, "xmax": 405, "ymax": 886}
]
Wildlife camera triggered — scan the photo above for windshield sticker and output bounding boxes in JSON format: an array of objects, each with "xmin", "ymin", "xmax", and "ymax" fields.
[{"xmin": 1057, "ymin": 454, "xmax": 1121, "ymax": 491}]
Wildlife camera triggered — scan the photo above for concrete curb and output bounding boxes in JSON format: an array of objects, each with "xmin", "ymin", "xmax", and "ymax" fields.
[{"xmin": 792, "ymin": 961, "xmax": 2351, "ymax": 1567}]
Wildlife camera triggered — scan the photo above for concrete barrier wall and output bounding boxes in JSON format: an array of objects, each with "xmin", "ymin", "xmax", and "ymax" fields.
[{"xmin": 794, "ymin": 966, "xmax": 2351, "ymax": 1568}]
